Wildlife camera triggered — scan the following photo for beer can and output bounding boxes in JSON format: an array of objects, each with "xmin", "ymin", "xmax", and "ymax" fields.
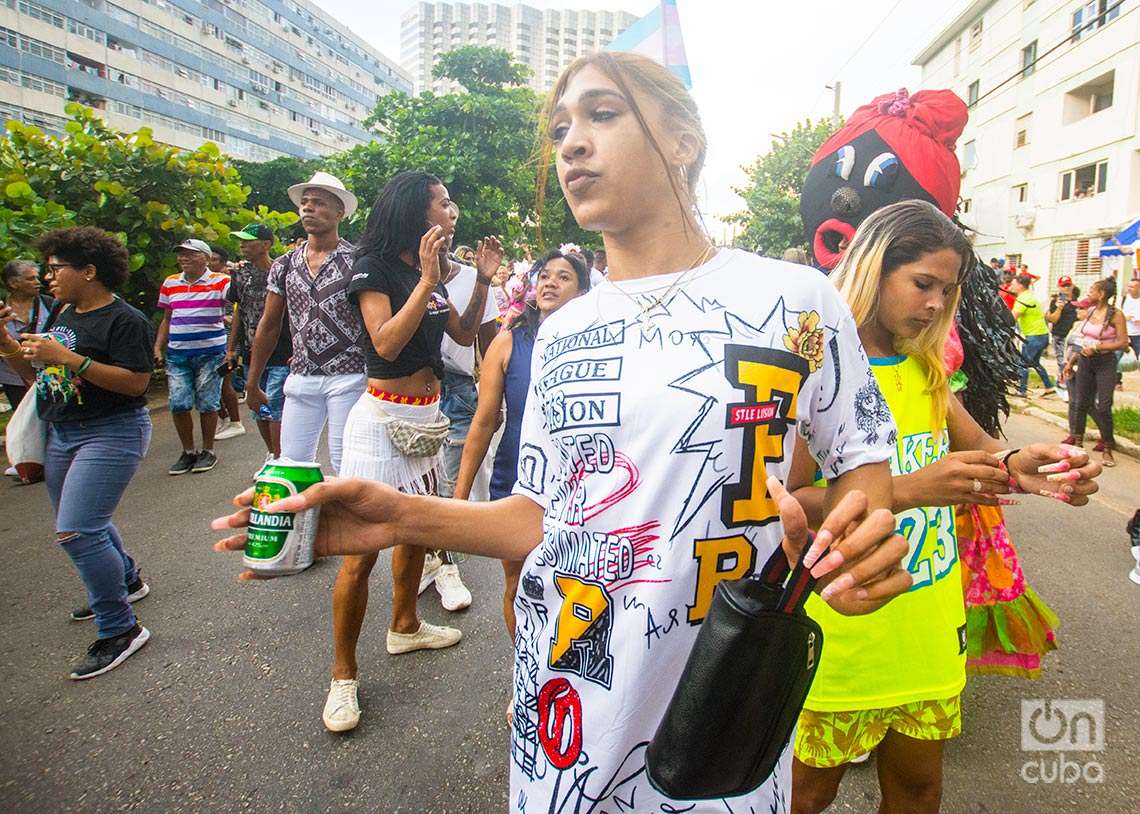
[{"xmin": 243, "ymin": 458, "xmax": 324, "ymax": 576}]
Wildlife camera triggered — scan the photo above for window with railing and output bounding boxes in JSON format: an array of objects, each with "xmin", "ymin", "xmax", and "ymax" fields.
[
  {"xmin": 1060, "ymin": 160, "xmax": 1108, "ymax": 200},
  {"xmin": 1071, "ymin": 0, "xmax": 1121, "ymax": 40},
  {"xmin": 0, "ymin": 65, "xmax": 65, "ymax": 96},
  {"xmin": 0, "ymin": 26, "xmax": 67, "ymax": 63}
]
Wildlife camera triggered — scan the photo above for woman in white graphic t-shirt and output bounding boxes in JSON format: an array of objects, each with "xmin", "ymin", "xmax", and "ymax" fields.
[{"xmin": 215, "ymin": 53, "xmax": 913, "ymax": 812}]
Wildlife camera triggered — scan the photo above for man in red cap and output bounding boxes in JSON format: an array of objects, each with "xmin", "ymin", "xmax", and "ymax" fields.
[{"xmin": 1047, "ymin": 275, "xmax": 1079, "ymax": 395}]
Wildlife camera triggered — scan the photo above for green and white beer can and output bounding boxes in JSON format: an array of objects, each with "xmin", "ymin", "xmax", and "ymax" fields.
[{"xmin": 244, "ymin": 458, "xmax": 324, "ymax": 576}]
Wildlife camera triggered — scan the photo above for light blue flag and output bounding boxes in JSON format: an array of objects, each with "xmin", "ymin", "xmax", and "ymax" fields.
[{"xmin": 605, "ymin": 0, "xmax": 692, "ymax": 88}]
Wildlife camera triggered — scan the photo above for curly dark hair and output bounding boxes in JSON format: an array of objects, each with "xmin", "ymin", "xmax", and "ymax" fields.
[{"xmin": 34, "ymin": 226, "xmax": 130, "ymax": 291}]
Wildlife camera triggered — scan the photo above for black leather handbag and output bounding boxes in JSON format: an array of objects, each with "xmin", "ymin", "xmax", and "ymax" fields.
[{"xmin": 645, "ymin": 540, "xmax": 824, "ymax": 800}]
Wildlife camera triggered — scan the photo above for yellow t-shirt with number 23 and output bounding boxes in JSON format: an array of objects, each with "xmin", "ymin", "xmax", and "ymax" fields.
[{"xmin": 805, "ymin": 353, "xmax": 966, "ymax": 711}]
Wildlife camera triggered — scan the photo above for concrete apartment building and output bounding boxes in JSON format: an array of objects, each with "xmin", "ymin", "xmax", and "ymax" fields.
[
  {"xmin": 0, "ymin": 0, "xmax": 411, "ymax": 160},
  {"xmin": 914, "ymin": 0, "xmax": 1140, "ymax": 293},
  {"xmin": 401, "ymin": 2, "xmax": 637, "ymax": 94}
]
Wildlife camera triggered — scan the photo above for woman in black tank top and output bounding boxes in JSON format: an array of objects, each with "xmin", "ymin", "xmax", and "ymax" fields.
[{"xmin": 324, "ymin": 171, "xmax": 502, "ymax": 734}]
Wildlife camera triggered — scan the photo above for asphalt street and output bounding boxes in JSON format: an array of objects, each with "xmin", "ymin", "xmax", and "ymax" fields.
[{"xmin": 1, "ymin": 411, "xmax": 1137, "ymax": 813}]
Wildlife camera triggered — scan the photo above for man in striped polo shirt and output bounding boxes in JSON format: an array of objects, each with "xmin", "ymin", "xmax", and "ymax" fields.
[{"xmin": 153, "ymin": 239, "xmax": 231, "ymax": 475}]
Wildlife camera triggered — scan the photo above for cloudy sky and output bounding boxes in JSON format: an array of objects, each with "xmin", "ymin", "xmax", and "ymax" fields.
[{"xmin": 316, "ymin": 0, "xmax": 965, "ymax": 238}]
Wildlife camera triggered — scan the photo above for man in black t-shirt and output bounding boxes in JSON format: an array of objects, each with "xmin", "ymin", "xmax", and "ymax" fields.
[
  {"xmin": 226, "ymin": 223, "xmax": 292, "ymax": 460},
  {"xmin": 1047, "ymin": 276, "xmax": 1079, "ymax": 393}
]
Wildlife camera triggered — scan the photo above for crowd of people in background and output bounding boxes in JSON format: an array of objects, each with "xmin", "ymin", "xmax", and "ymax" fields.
[
  {"xmin": 0, "ymin": 47, "xmax": 1132, "ymax": 814},
  {"xmin": 988, "ymin": 255, "xmax": 1140, "ymax": 469}
]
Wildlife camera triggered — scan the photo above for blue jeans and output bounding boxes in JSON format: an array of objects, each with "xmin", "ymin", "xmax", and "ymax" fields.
[
  {"xmin": 252, "ymin": 365, "xmax": 289, "ymax": 422},
  {"xmin": 166, "ymin": 352, "xmax": 224, "ymax": 413},
  {"xmin": 1018, "ymin": 333, "xmax": 1053, "ymax": 395},
  {"xmin": 1051, "ymin": 335, "xmax": 1070, "ymax": 389},
  {"xmin": 438, "ymin": 371, "xmax": 477, "ymax": 499},
  {"xmin": 45, "ymin": 409, "xmax": 152, "ymax": 638}
]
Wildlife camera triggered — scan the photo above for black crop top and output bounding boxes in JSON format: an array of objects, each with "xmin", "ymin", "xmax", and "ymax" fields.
[{"xmin": 348, "ymin": 254, "xmax": 450, "ymax": 380}]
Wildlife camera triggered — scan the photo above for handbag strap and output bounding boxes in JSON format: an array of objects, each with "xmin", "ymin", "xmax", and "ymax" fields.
[
  {"xmin": 41, "ymin": 300, "xmax": 64, "ymax": 333},
  {"xmin": 755, "ymin": 532, "xmax": 818, "ymax": 615}
]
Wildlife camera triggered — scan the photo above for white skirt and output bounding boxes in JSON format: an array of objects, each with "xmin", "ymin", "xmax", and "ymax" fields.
[{"xmin": 339, "ymin": 392, "xmax": 443, "ymax": 495}]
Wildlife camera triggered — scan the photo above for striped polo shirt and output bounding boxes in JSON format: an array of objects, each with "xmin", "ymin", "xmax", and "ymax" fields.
[{"xmin": 157, "ymin": 270, "xmax": 232, "ymax": 357}]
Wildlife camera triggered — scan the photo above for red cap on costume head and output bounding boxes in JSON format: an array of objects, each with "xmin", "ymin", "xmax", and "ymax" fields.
[{"xmin": 809, "ymin": 88, "xmax": 969, "ymax": 217}]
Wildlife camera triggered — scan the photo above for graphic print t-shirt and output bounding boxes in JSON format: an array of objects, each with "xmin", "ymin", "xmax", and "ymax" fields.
[
  {"xmin": 804, "ymin": 354, "xmax": 965, "ymax": 714},
  {"xmin": 36, "ymin": 298, "xmax": 153, "ymax": 423},
  {"xmin": 508, "ymin": 249, "xmax": 895, "ymax": 813}
]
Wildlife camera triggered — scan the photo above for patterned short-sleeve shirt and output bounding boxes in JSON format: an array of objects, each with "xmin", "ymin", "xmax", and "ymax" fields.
[{"xmin": 267, "ymin": 239, "xmax": 365, "ymax": 376}]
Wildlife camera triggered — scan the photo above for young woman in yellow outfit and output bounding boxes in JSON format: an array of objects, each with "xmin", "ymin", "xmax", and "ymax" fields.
[{"xmin": 787, "ymin": 201, "xmax": 1102, "ymax": 814}]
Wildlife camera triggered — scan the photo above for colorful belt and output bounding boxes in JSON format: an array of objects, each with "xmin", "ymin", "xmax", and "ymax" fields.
[{"xmin": 367, "ymin": 385, "xmax": 439, "ymax": 406}]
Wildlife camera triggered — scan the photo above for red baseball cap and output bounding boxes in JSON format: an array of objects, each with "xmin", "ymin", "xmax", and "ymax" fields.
[{"xmin": 1058, "ymin": 275, "xmax": 1073, "ymax": 286}]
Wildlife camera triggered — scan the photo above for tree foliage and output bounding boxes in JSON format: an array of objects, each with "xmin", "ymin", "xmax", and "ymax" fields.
[
  {"xmin": 327, "ymin": 46, "xmax": 591, "ymax": 253},
  {"xmin": 0, "ymin": 104, "xmax": 297, "ymax": 313},
  {"xmin": 231, "ymin": 155, "xmax": 320, "ymax": 232},
  {"xmin": 727, "ymin": 118, "xmax": 837, "ymax": 258}
]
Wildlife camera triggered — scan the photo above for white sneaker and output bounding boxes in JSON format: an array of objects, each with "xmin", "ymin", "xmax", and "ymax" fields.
[
  {"xmin": 253, "ymin": 452, "xmax": 276, "ymax": 481},
  {"xmin": 4, "ymin": 466, "xmax": 16, "ymax": 478},
  {"xmin": 418, "ymin": 552, "xmax": 443, "ymax": 595},
  {"xmin": 322, "ymin": 679, "xmax": 361, "ymax": 732},
  {"xmin": 386, "ymin": 621, "xmax": 462, "ymax": 655},
  {"xmin": 435, "ymin": 564, "xmax": 472, "ymax": 611},
  {"xmin": 1057, "ymin": 389, "xmax": 1069, "ymax": 402},
  {"xmin": 215, "ymin": 419, "xmax": 246, "ymax": 440}
]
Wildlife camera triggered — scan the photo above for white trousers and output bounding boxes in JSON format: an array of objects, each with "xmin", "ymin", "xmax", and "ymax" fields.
[{"xmin": 279, "ymin": 372, "xmax": 366, "ymax": 474}]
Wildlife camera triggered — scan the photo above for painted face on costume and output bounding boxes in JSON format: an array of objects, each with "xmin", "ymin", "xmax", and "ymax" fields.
[
  {"xmin": 801, "ymin": 130, "xmax": 939, "ymax": 271},
  {"xmin": 874, "ymin": 248, "xmax": 962, "ymax": 342}
]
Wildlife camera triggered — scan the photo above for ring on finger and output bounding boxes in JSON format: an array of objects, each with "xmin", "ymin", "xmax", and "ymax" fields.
[{"xmin": 972, "ymin": 478, "xmax": 982, "ymax": 493}]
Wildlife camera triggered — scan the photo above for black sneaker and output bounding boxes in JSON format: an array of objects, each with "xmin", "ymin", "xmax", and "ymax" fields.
[
  {"xmin": 68, "ymin": 624, "xmax": 150, "ymax": 680},
  {"xmin": 70, "ymin": 576, "xmax": 150, "ymax": 622},
  {"xmin": 168, "ymin": 451, "xmax": 197, "ymax": 475},
  {"xmin": 191, "ymin": 449, "xmax": 217, "ymax": 473}
]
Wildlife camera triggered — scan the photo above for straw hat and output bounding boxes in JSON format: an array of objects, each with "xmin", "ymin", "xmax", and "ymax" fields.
[{"xmin": 287, "ymin": 172, "xmax": 358, "ymax": 218}]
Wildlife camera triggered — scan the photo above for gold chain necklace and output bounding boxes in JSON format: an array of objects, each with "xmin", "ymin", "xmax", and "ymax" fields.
[{"xmin": 607, "ymin": 242, "xmax": 716, "ymax": 332}]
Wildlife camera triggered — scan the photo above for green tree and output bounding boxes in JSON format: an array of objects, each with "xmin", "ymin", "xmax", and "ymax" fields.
[
  {"xmin": 0, "ymin": 104, "xmax": 297, "ymax": 312},
  {"xmin": 727, "ymin": 118, "xmax": 837, "ymax": 258},
  {"xmin": 327, "ymin": 46, "xmax": 591, "ymax": 254},
  {"xmin": 232, "ymin": 155, "xmax": 320, "ymax": 233}
]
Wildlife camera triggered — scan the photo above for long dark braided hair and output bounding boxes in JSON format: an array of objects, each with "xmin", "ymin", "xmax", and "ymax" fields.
[{"xmin": 955, "ymin": 253, "xmax": 1021, "ymax": 436}]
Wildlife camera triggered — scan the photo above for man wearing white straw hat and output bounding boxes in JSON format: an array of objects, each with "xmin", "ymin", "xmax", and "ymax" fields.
[{"xmin": 245, "ymin": 172, "xmax": 365, "ymax": 474}]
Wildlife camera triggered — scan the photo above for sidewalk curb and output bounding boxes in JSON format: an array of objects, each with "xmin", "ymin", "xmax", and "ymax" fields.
[
  {"xmin": 1, "ymin": 398, "xmax": 169, "ymax": 447},
  {"xmin": 1015, "ymin": 404, "xmax": 1140, "ymax": 461}
]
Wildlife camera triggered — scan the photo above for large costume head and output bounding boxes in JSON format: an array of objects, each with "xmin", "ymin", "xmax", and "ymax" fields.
[
  {"xmin": 801, "ymin": 88, "xmax": 968, "ymax": 270},
  {"xmin": 799, "ymin": 87, "xmax": 1018, "ymax": 435}
]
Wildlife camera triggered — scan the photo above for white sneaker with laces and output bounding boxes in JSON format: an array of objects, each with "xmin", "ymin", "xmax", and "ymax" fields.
[
  {"xmin": 435, "ymin": 564, "xmax": 472, "ymax": 611},
  {"xmin": 322, "ymin": 679, "xmax": 361, "ymax": 732},
  {"xmin": 386, "ymin": 621, "xmax": 462, "ymax": 655},
  {"xmin": 215, "ymin": 419, "xmax": 246, "ymax": 440},
  {"xmin": 418, "ymin": 552, "xmax": 443, "ymax": 595}
]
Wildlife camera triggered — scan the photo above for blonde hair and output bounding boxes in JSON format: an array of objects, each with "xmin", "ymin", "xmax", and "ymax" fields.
[
  {"xmin": 832, "ymin": 200, "xmax": 972, "ymax": 431},
  {"xmin": 534, "ymin": 52, "xmax": 707, "ymax": 244}
]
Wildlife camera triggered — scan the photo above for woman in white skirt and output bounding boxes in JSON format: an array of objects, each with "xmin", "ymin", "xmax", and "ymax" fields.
[{"xmin": 323, "ymin": 170, "xmax": 502, "ymax": 733}]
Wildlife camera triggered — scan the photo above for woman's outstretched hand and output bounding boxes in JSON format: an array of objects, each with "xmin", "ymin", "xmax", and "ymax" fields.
[
  {"xmin": 475, "ymin": 236, "xmax": 504, "ymax": 280},
  {"xmin": 769, "ymin": 477, "xmax": 911, "ymax": 616},
  {"xmin": 1007, "ymin": 443, "xmax": 1101, "ymax": 505},
  {"xmin": 211, "ymin": 479, "xmax": 409, "ymax": 580}
]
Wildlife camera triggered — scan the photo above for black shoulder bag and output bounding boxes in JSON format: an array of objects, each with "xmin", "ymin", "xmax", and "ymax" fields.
[{"xmin": 645, "ymin": 539, "xmax": 823, "ymax": 800}]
